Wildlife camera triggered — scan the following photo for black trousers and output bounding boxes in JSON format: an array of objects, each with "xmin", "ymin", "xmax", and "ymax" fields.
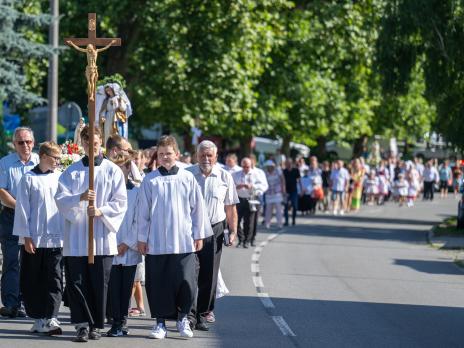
[
  {"xmin": 0, "ymin": 207, "xmax": 21, "ymax": 309},
  {"xmin": 145, "ymin": 253, "xmax": 196, "ymax": 319},
  {"xmin": 189, "ymin": 221, "xmax": 224, "ymax": 325},
  {"xmin": 20, "ymin": 247, "xmax": 63, "ymax": 319},
  {"xmin": 107, "ymin": 264, "xmax": 137, "ymax": 325},
  {"xmin": 251, "ymin": 204, "xmax": 261, "ymax": 244},
  {"xmin": 237, "ymin": 198, "xmax": 256, "ymax": 244},
  {"xmin": 423, "ymin": 181, "xmax": 434, "ymax": 200},
  {"xmin": 64, "ymin": 255, "xmax": 113, "ymax": 328}
]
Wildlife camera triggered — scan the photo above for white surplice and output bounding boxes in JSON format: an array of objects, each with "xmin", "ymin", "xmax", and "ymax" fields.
[
  {"xmin": 113, "ymin": 185, "xmax": 142, "ymax": 266},
  {"xmin": 137, "ymin": 168, "xmax": 209, "ymax": 255},
  {"xmin": 13, "ymin": 170, "xmax": 63, "ymax": 248},
  {"xmin": 55, "ymin": 159, "xmax": 127, "ymax": 256}
]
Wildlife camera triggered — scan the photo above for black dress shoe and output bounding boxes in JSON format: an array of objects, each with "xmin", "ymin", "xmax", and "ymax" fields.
[
  {"xmin": 236, "ymin": 241, "xmax": 242, "ymax": 248},
  {"xmin": 16, "ymin": 308, "xmax": 27, "ymax": 318},
  {"xmin": 0, "ymin": 307, "xmax": 17, "ymax": 318},
  {"xmin": 243, "ymin": 242, "xmax": 249, "ymax": 249},
  {"xmin": 89, "ymin": 328, "xmax": 101, "ymax": 340},
  {"xmin": 195, "ymin": 322, "xmax": 209, "ymax": 331},
  {"xmin": 75, "ymin": 327, "xmax": 89, "ymax": 342},
  {"xmin": 250, "ymin": 241, "xmax": 256, "ymax": 247}
]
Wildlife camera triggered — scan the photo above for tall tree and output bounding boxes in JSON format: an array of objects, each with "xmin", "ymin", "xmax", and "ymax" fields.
[
  {"xmin": 0, "ymin": 0, "xmax": 52, "ymax": 155},
  {"xmin": 376, "ymin": 0, "xmax": 459, "ymax": 149},
  {"xmin": 257, "ymin": 1, "xmax": 384, "ymax": 157}
]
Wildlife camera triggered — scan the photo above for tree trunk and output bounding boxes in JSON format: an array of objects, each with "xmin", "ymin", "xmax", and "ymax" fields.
[
  {"xmin": 353, "ymin": 135, "xmax": 368, "ymax": 158},
  {"xmin": 313, "ymin": 136, "xmax": 328, "ymax": 160},
  {"xmin": 281, "ymin": 135, "xmax": 291, "ymax": 158},
  {"xmin": 239, "ymin": 135, "xmax": 253, "ymax": 159}
]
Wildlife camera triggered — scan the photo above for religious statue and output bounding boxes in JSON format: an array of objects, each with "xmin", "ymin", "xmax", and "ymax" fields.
[
  {"xmin": 95, "ymin": 82, "xmax": 133, "ymax": 143},
  {"xmin": 367, "ymin": 140, "xmax": 381, "ymax": 167},
  {"xmin": 66, "ymin": 40, "xmax": 116, "ymax": 101},
  {"xmin": 73, "ymin": 117, "xmax": 85, "ymax": 146}
]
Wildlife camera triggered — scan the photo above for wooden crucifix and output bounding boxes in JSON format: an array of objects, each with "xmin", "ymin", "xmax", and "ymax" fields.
[{"xmin": 65, "ymin": 13, "xmax": 121, "ymax": 264}]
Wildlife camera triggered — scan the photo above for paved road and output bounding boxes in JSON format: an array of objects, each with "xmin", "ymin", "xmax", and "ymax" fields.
[{"xmin": 0, "ymin": 197, "xmax": 462, "ymax": 347}]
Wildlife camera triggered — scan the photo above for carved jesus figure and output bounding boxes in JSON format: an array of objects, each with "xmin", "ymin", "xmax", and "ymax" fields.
[{"xmin": 66, "ymin": 40, "xmax": 116, "ymax": 100}]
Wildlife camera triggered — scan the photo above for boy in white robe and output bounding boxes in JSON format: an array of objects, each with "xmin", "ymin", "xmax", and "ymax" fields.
[
  {"xmin": 137, "ymin": 135, "xmax": 209, "ymax": 340},
  {"xmin": 106, "ymin": 153, "xmax": 142, "ymax": 337},
  {"xmin": 13, "ymin": 141, "xmax": 63, "ymax": 335},
  {"xmin": 55, "ymin": 126, "xmax": 127, "ymax": 342}
]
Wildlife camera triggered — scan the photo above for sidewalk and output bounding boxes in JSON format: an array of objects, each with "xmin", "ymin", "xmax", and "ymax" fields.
[{"xmin": 428, "ymin": 224, "xmax": 464, "ymax": 269}]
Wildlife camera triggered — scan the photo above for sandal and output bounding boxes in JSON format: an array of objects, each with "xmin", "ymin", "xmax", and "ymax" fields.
[{"xmin": 128, "ymin": 308, "xmax": 141, "ymax": 317}]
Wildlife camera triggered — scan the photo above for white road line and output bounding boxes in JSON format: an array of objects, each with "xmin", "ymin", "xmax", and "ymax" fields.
[
  {"xmin": 251, "ymin": 230, "xmax": 297, "ymax": 339},
  {"xmin": 258, "ymin": 293, "xmax": 275, "ymax": 309},
  {"xmin": 268, "ymin": 233, "xmax": 278, "ymax": 240},
  {"xmin": 251, "ymin": 263, "xmax": 260, "ymax": 273},
  {"xmin": 253, "ymin": 276, "xmax": 264, "ymax": 288},
  {"xmin": 272, "ymin": 316, "xmax": 296, "ymax": 337}
]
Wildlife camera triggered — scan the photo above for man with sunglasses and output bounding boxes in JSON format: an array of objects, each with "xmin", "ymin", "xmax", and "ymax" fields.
[{"xmin": 0, "ymin": 127, "xmax": 39, "ymax": 318}]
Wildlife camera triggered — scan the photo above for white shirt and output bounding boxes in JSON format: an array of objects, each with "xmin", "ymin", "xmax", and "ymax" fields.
[
  {"xmin": 423, "ymin": 166, "xmax": 439, "ymax": 182},
  {"xmin": 232, "ymin": 169, "xmax": 267, "ymax": 199},
  {"xmin": 137, "ymin": 167, "xmax": 209, "ymax": 255},
  {"xmin": 187, "ymin": 164, "xmax": 239, "ymax": 225},
  {"xmin": 223, "ymin": 164, "xmax": 242, "ymax": 175},
  {"xmin": 330, "ymin": 168, "xmax": 350, "ymax": 192},
  {"xmin": 113, "ymin": 185, "xmax": 143, "ymax": 266},
  {"xmin": 252, "ymin": 167, "xmax": 269, "ymax": 197},
  {"xmin": 0, "ymin": 152, "xmax": 39, "ymax": 201},
  {"xmin": 13, "ymin": 168, "xmax": 63, "ymax": 248},
  {"xmin": 55, "ymin": 158, "xmax": 128, "ymax": 256}
]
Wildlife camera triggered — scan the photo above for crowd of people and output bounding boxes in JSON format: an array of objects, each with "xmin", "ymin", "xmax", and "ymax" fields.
[
  {"xmin": 218, "ymin": 154, "xmax": 463, "ymax": 232},
  {"xmin": 0, "ymin": 126, "xmax": 462, "ymax": 342},
  {"xmin": 0, "ymin": 127, "xmax": 238, "ymax": 342}
]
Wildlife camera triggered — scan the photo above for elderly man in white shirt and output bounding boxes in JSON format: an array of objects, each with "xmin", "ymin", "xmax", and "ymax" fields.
[
  {"xmin": 249, "ymin": 154, "xmax": 268, "ymax": 246},
  {"xmin": 422, "ymin": 160, "xmax": 439, "ymax": 200},
  {"xmin": 0, "ymin": 127, "xmax": 39, "ymax": 318},
  {"xmin": 233, "ymin": 158, "xmax": 267, "ymax": 248},
  {"xmin": 187, "ymin": 140, "xmax": 239, "ymax": 331}
]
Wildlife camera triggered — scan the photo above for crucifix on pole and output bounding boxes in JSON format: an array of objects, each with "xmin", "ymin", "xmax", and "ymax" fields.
[{"xmin": 64, "ymin": 13, "xmax": 121, "ymax": 264}]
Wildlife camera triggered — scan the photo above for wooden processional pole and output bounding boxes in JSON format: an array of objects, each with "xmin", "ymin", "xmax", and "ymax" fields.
[{"xmin": 64, "ymin": 13, "xmax": 121, "ymax": 264}]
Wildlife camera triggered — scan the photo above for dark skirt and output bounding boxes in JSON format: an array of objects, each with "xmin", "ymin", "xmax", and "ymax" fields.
[
  {"xmin": 20, "ymin": 247, "xmax": 63, "ymax": 319},
  {"xmin": 145, "ymin": 253, "xmax": 196, "ymax": 319}
]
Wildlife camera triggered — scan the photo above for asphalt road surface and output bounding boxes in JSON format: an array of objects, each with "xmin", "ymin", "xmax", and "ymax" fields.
[{"xmin": 0, "ymin": 197, "xmax": 462, "ymax": 348}]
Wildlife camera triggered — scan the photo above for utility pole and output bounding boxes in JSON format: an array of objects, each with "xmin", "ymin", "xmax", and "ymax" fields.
[{"xmin": 47, "ymin": 0, "xmax": 59, "ymax": 142}]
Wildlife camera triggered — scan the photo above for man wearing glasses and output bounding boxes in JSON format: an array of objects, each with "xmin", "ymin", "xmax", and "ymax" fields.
[{"xmin": 0, "ymin": 127, "xmax": 39, "ymax": 318}]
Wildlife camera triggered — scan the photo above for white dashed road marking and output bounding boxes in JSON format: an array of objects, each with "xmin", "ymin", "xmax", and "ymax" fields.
[{"xmin": 251, "ymin": 229, "xmax": 297, "ymax": 338}]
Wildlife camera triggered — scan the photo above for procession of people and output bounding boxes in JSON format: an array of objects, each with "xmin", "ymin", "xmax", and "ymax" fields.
[{"xmin": 0, "ymin": 123, "xmax": 463, "ymax": 342}]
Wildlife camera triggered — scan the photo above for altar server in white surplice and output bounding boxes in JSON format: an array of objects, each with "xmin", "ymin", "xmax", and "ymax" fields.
[
  {"xmin": 55, "ymin": 125, "xmax": 127, "ymax": 343},
  {"xmin": 137, "ymin": 135, "xmax": 209, "ymax": 340},
  {"xmin": 13, "ymin": 141, "xmax": 64, "ymax": 335}
]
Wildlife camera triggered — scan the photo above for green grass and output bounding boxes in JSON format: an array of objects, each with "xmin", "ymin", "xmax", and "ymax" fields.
[{"xmin": 433, "ymin": 217, "xmax": 464, "ymax": 237}]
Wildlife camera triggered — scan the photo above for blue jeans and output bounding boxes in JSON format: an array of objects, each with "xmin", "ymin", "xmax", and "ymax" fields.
[
  {"xmin": 284, "ymin": 192, "xmax": 299, "ymax": 225},
  {"xmin": 0, "ymin": 208, "xmax": 21, "ymax": 309}
]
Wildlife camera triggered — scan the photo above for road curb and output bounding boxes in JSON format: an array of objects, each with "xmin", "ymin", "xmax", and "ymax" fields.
[{"xmin": 427, "ymin": 226, "xmax": 464, "ymax": 270}]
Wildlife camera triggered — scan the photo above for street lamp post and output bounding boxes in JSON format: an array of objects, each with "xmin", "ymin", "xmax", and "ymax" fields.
[{"xmin": 47, "ymin": 0, "xmax": 59, "ymax": 142}]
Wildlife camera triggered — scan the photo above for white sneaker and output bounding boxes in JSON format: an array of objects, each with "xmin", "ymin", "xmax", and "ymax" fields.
[
  {"xmin": 149, "ymin": 322, "xmax": 167, "ymax": 339},
  {"xmin": 177, "ymin": 317, "xmax": 193, "ymax": 338},
  {"xmin": 45, "ymin": 318, "xmax": 62, "ymax": 335},
  {"xmin": 340, "ymin": 210, "xmax": 345, "ymax": 216},
  {"xmin": 30, "ymin": 319, "xmax": 46, "ymax": 333}
]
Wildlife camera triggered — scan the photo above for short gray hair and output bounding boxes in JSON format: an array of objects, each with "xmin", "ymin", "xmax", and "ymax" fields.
[
  {"xmin": 197, "ymin": 140, "xmax": 217, "ymax": 154},
  {"xmin": 14, "ymin": 127, "xmax": 34, "ymax": 141}
]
